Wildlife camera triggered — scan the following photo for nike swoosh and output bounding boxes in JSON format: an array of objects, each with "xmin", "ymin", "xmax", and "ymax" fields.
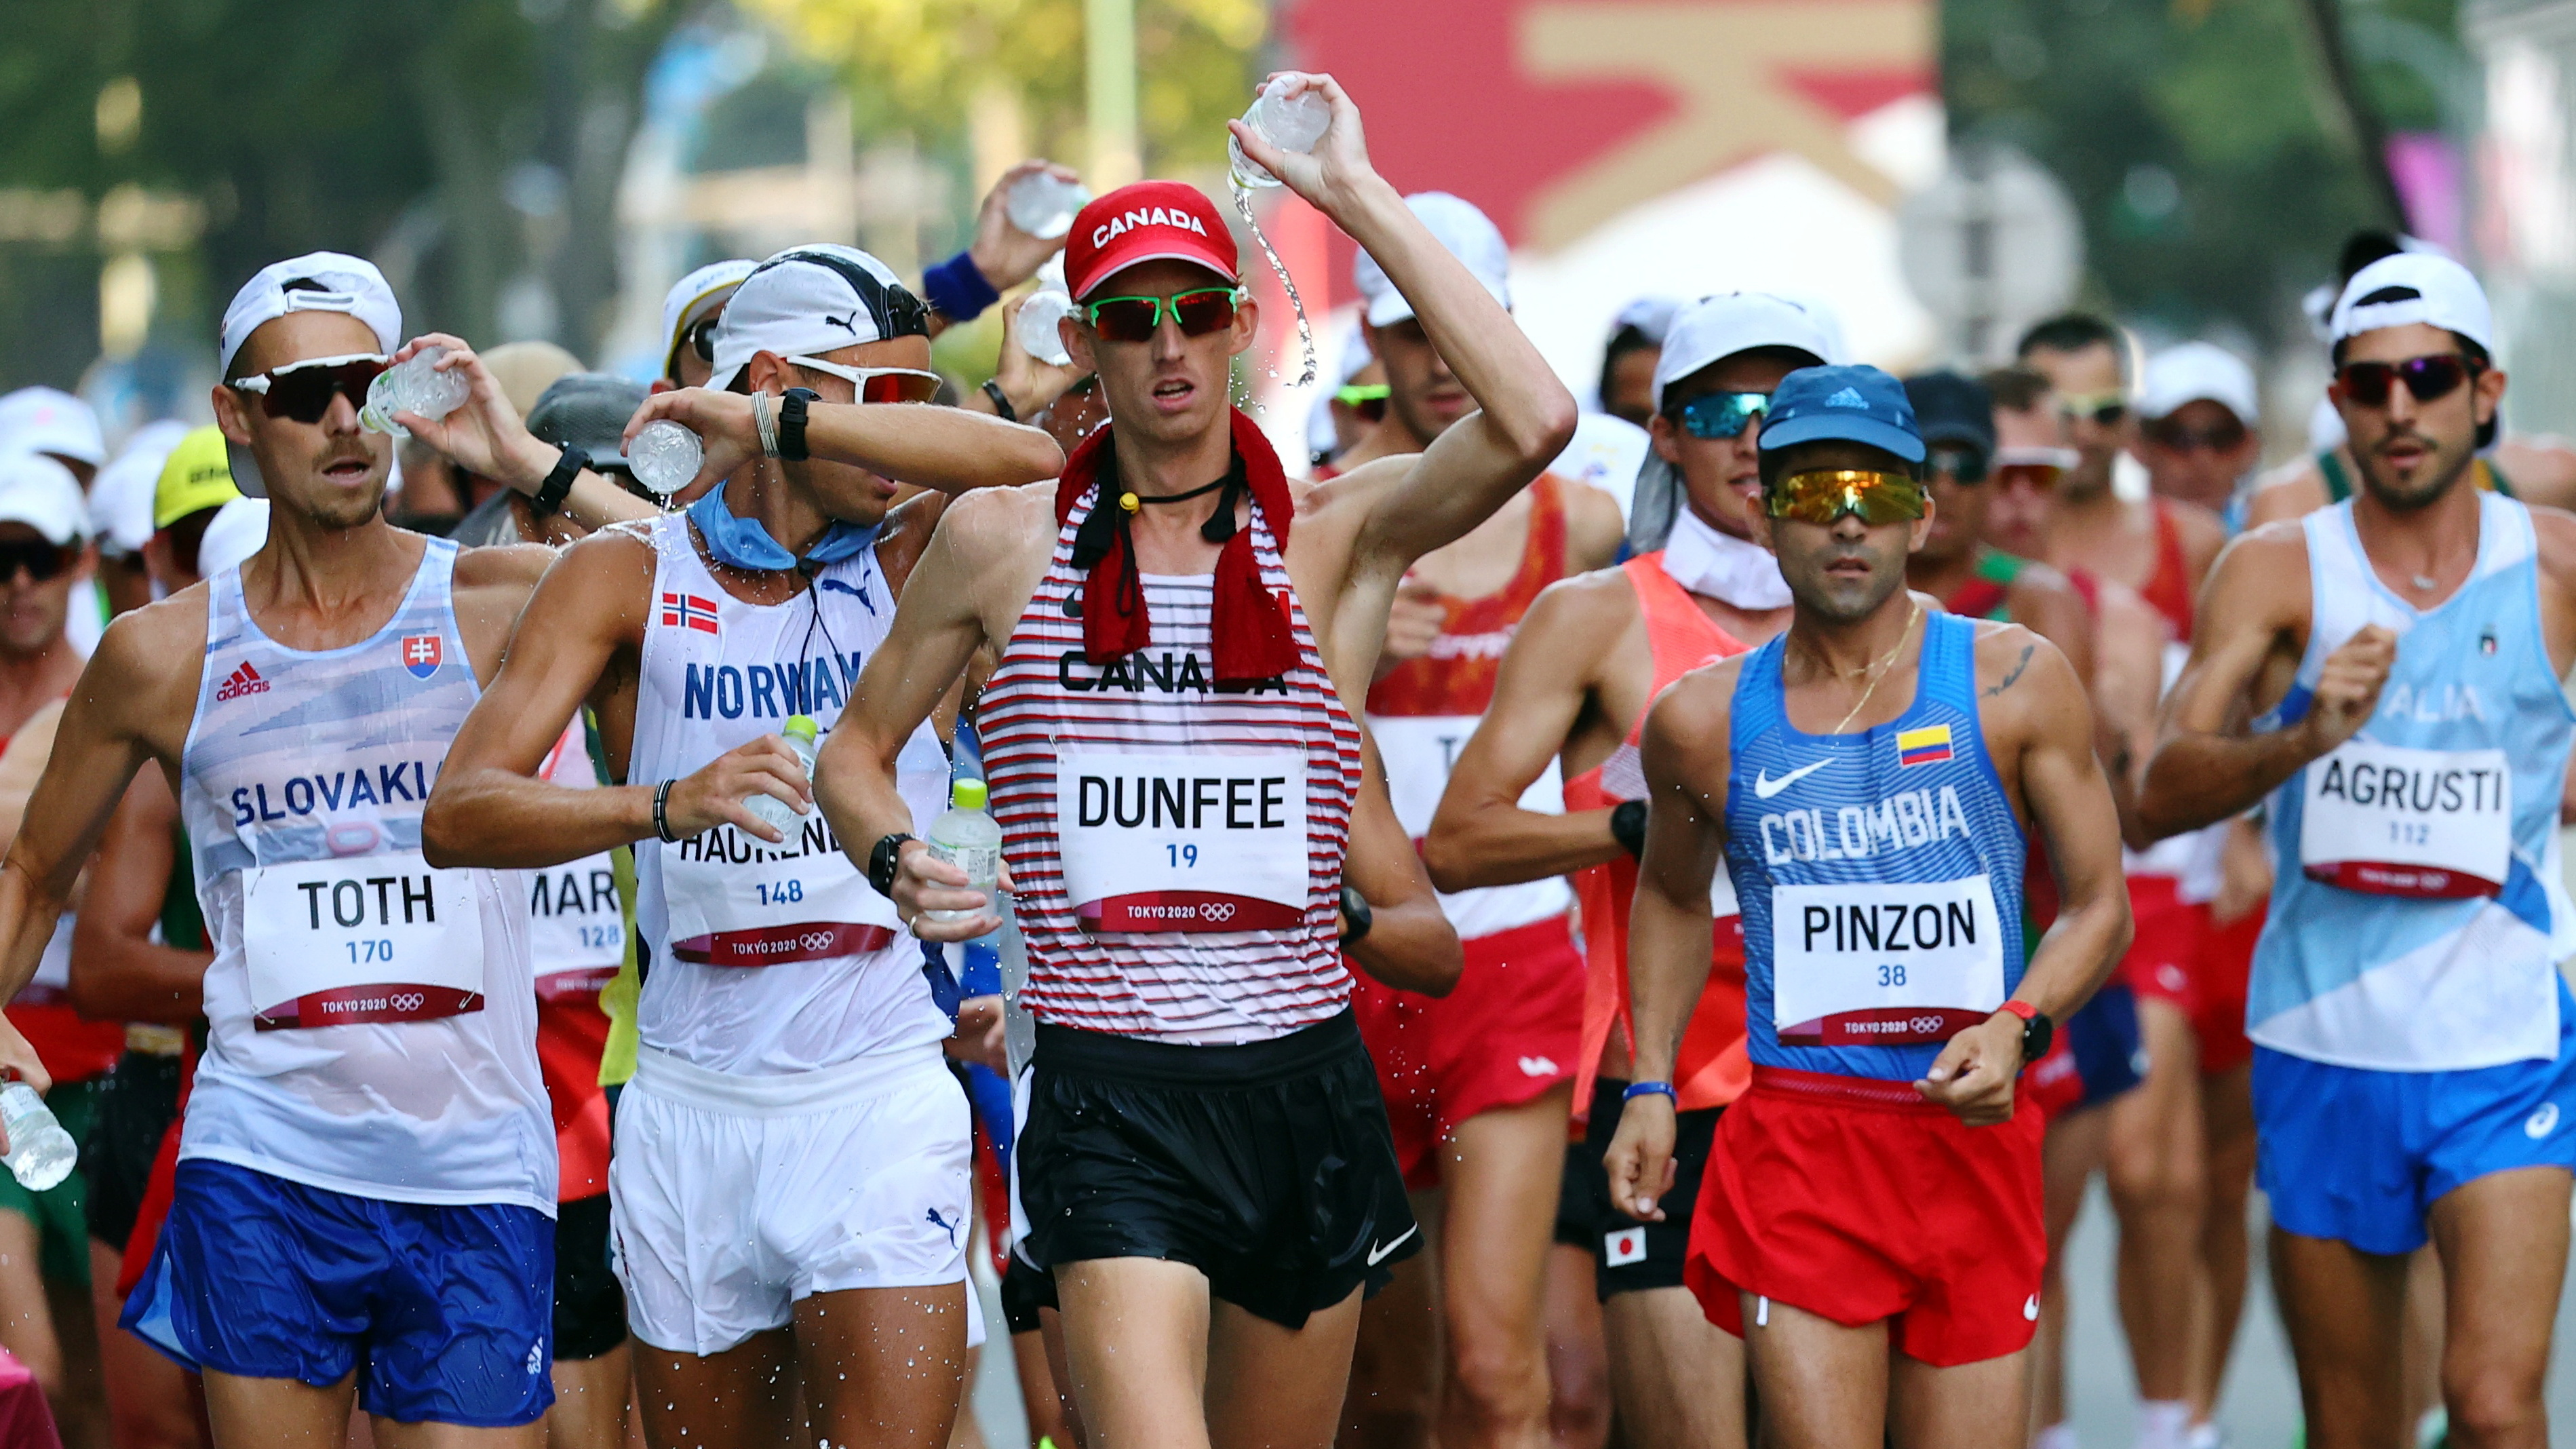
[
  {"xmin": 1366, "ymin": 1224, "xmax": 1420, "ymax": 1267},
  {"xmin": 1753, "ymin": 759, "xmax": 1831, "ymax": 799}
]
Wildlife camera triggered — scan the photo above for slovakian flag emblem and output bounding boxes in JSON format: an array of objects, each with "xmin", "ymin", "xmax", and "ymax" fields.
[
  {"xmin": 1896, "ymin": 724, "xmax": 1953, "ymax": 768},
  {"xmin": 400, "ymin": 634, "xmax": 442, "ymax": 680},
  {"xmin": 660, "ymin": 592, "xmax": 720, "ymax": 635}
]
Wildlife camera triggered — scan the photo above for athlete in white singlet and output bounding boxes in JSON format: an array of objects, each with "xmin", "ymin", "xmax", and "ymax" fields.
[
  {"xmin": 423, "ymin": 245, "xmax": 1063, "ymax": 1449},
  {"xmin": 0, "ymin": 252, "xmax": 583, "ymax": 1448}
]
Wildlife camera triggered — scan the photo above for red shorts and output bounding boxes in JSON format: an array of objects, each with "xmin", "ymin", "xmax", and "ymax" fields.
[
  {"xmin": 1684, "ymin": 1067, "xmax": 2046, "ymax": 1367},
  {"xmin": 1354, "ymin": 913, "xmax": 1584, "ymax": 1189},
  {"xmin": 2119, "ymin": 876, "xmax": 2257, "ymax": 1077}
]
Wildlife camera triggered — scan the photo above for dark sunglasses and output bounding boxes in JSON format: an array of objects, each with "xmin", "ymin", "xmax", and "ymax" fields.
[
  {"xmin": 1927, "ymin": 447, "xmax": 1989, "ymax": 484},
  {"xmin": 1081, "ymin": 287, "xmax": 1245, "ymax": 343},
  {"xmin": 1335, "ymin": 383, "xmax": 1389, "ymax": 423},
  {"xmin": 2056, "ymin": 390, "xmax": 2128, "ymax": 428},
  {"xmin": 688, "ymin": 315, "xmax": 721, "ymax": 365},
  {"xmin": 2337, "ymin": 353, "xmax": 2479, "ymax": 408},
  {"xmin": 1673, "ymin": 391, "xmax": 1769, "ymax": 440},
  {"xmin": 228, "ymin": 353, "xmax": 389, "ymax": 425},
  {"xmin": 2146, "ymin": 416, "xmax": 2249, "ymax": 452},
  {"xmin": 0, "ymin": 539, "xmax": 73, "ymax": 583}
]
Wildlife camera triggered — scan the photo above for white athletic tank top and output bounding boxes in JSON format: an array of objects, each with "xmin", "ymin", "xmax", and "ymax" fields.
[
  {"xmin": 2252, "ymin": 495, "xmax": 2576, "ymax": 1069},
  {"xmin": 979, "ymin": 484, "xmax": 1364, "ymax": 1045},
  {"xmin": 177, "ymin": 537, "xmax": 554, "ymax": 1212},
  {"xmin": 629, "ymin": 512, "xmax": 952, "ymax": 1076}
]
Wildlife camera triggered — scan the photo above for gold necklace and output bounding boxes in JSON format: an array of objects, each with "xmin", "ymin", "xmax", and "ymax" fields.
[{"xmin": 1826, "ymin": 600, "xmax": 1922, "ymax": 735}]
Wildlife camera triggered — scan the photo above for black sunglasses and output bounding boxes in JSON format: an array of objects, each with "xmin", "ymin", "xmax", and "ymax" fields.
[
  {"xmin": 229, "ymin": 354, "xmax": 388, "ymax": 425},
  {"xmin": 1927, "ymin": 446, "xmax": 1989, "ymax": 484},
  {"xmin": 688, "ymin": 316, "xmax": 721, "ymax": 365},
  {"xmin": 2337, "ymin": 353, "xmax": 2478, "ymax": 408},
  {"xmin": 0, "ymin": 539, "xmax": 73, "ymax": 583},
  {"xmin": 2146, "ymin": 416, "xmax": 2249, "ymax": 452}
]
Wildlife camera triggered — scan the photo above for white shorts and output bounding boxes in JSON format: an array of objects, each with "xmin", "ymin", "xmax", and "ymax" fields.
[{"xmin": 609, "ymin": 1042, "xmax": 975, "ymax": 1355}]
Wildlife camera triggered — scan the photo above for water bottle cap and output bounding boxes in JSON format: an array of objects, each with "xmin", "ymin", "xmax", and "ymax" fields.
[
  {"xmin": 783, "ymin": 715, "xmax": 819, "ymax": 743},
  {"xmin": 952, "ymin": 778, "xmax": 988, "ymax": 811}
]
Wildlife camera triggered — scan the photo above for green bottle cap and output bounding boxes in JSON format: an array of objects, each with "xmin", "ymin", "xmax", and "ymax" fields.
[
  {"xmin": 782, "ymin": 715, "xmax": 819, "ymax": 743},
  {"xmin": 952, "ymin": 778, "xmax": 988, "ymax": 810}
]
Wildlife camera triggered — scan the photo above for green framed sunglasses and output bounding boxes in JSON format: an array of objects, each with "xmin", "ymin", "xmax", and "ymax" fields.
[{"xmin": 1081, "ymin": 286, "xmax": 1247, "ymax": 343}]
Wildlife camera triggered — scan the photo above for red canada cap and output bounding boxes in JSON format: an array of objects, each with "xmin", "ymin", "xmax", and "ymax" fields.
[{"xmin": 1063, "ymin": 182, "xmax": 1240, "ymax": 301}]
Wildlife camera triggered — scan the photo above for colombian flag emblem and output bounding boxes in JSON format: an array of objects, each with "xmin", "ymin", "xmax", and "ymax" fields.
[{"xmin": 1896, "ymin": 724, "xmax": 1953, "ymax": 767}]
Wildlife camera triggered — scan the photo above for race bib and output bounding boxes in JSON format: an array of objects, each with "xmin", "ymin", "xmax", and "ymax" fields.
[
  {"xmin": 2299, "ymin": 741, "xmax": 2511, "ymax": 898},
  {"xmin": 1770, "ymin": 875, "xmax": 2006, "ymax": 1046},
  {"xmin": 1056, "ymin": 750, "xmax": 1310, "ymax": 933},
  {"xmin": 242, "ymin": 851, "xmax": 486, "ymax": 1030},
  {"xmin": 661, "ymin": 814, "xmax": 895, "ymax": 967},
  {"xmin": 529, "ymin": 854, "xmax": 623, "ymax": 1001}
]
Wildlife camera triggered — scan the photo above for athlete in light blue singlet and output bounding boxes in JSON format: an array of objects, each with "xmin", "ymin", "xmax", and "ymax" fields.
[
  {"xmin": 2140, "ymin": 250, "xmax": 2576, "ymax": 1448},
  {"xmin": 1604, "ymin": 365, "xmax": 2130, "ymax": 1439}
]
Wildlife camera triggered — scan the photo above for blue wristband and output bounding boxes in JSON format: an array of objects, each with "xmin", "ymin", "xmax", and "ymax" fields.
[
  {"xmin": 922, "ymin": 250, "xmax": 1002, "ymax": 323},
  {"xmin": 1622, "ymin": 1081, "xmax": 1677, "ymax": 1103}
]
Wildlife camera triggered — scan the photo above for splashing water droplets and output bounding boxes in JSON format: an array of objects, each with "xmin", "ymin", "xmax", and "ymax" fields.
[{"xmin": 1232, "ymin": 185, "xmax": 1316, "ymax": 390}]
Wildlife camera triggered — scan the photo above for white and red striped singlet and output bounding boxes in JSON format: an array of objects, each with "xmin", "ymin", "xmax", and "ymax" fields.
[{"xmin": 981, "ymin": 484, "xmax": 1363, "ymax": 1045}]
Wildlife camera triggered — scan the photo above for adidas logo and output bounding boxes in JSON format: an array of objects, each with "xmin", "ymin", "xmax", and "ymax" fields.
[
  {"xmin": 1824, "ymin": 387, "xmax": 1868, "ymax": 408},
  {"xmin": 214, "ymin": 661, "xmax": 269, "ymax": 702}
]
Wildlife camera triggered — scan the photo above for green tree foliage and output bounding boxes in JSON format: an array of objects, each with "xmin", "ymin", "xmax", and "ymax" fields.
[{"xmin": 1943, "ymin": 0, "xmax": 2461, "ymax": 344}]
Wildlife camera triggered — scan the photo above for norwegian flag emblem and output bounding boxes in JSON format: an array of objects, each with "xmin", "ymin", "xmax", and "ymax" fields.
[
  {"xmin": 660, "ymin": 592, "xmax": 720, "ymax": 635},
  {"xmin": 400, "ymin": 634, "xmax": 443, "ymax": 680}
]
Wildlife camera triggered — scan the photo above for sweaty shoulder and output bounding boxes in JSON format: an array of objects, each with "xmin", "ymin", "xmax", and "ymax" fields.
[
  {"xmin": 2244, "ymin": 455, "xmax": 2329, "ymax": 528},
  {"xmin": 1652, "ymin": 651, "xmax": 1747, "ymax": 735},
  {"xmin": 452, "ymin": 541, "xmax": 557, "ymax": 594},
  {"xmin": 87, "ymin": 587, "xmax": 214, "ymax": 743},
  {"xmin": 1526, "ymin": 562, "xmax": 1643, "ymax": 638},
  {"xmin": 935, "ymin": 479, "xmax": 1057, "ymax": 571},
  {"xmin": 2498, "ymin": 437, "xmax": 2576, "ymax": 511},
  {"xmin": 1559, "ymin": 478, "xmax": 1627, "ymax": 568}
]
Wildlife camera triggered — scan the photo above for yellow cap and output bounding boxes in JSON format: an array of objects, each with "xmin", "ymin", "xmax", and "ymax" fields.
[
  {"xmin": 952, "ymin": 778, "xmax": 988, "ymax": 810},
  {"xmin": 154, "ymin": 425, "xmax": 239, "ymax": 531}
]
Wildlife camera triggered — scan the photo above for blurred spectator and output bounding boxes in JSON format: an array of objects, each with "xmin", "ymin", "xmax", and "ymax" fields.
[
  {"xmin": 658, "ymin": 260, "xmax": 758, "ymax": 392},
  {"xmin": 1597, "ymin": 296, "xmax": 1679, "ymax": 428},
  {"xmin": 2134, "ymin": 342, "xmax": 2261, "ymax": 518}
]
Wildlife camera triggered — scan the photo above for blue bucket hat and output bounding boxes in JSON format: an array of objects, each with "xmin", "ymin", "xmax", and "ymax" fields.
[{"xmin": 1757, "ymin": 364, "xmax": 1926, "ymax": 465}]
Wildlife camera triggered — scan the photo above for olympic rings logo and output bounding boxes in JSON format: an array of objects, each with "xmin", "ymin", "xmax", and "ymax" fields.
[
  {"xmin": 801, "ymin": 931, "xmax": 836, "ymax": 952},
  {"xmin": 1911, "ymin": 1015, "xmax": 1943, "ymax": 1035},
  {"xmin": 1200, "ymin": 902, "xmax": 1235, "ymax": 923},
  {"xmin": 390, "ymin": 991, "xmax": 427, "ymax": 1012}
]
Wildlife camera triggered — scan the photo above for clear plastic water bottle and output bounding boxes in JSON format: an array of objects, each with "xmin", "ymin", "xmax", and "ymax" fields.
[
  {"xmin": 924, "ymin": 778, "xmax": 1001, "ymax": 923},
  {"xmin": 629, "ymin": 419, "xmax": 702, "ymax": 497},
  {"xmin": 744, "ymin": 715, "xmax": 820, "ymax": 837},
  {"xmin": 0, "ymin": 1084, "xmax": 75, "ymax": 1193},
  {"xmin": 1229, "ymin": 77, "xmax": 1331, "ymax": 190},
  {"xmin": 359, "ymin": 345, "xmax": 471, "ymax": 437},
  {"xmin": 1006, "ymin": 173, "xmax": 1091, "ymax": 241},
  {"xmin": 1015, "ymin": 290, "xmax": 1076, "ymax": 368}
]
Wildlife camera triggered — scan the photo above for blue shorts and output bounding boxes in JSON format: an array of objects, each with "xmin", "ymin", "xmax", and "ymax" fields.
[
  {"xmin": 2067, "ymin": 982, "xmax": 2145, "ymax": 1109},
  {"xmin": 2255, "ymin": 994, "xmax": 2576, "ymax": 1256},
  {"xmin": 121, "ymin": 1160, "xmax": 555, "ymax": 1427}
]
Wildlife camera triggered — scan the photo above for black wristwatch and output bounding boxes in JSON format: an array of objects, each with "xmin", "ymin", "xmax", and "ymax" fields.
[
  {"xmin": 532, "ymin": 444, "xmax": 588, "ymax": 519},
  {"xmin": 2002, "ymin": 1001, "xmax": 2052, "ymax": 1072},
  {"xmin": 777, "ymin": 387, "xmax": 820, "ymax": 462},
  {"xmin": 1609, "ymin": 799, "xmax": 1649, "ymax": 859},
  {"xmin": 866, "ymin": 832, "xmax": 915, "ymax": 900},
  {"xmin": 1338, "ymin": 884, "xmax": 1373, "ymax": 944},
  {"xmin": 981, "ymin": 379, "xmax": 1018, "ymax": 423}
]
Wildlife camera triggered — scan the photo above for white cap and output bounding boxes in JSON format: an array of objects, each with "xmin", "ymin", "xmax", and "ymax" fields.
[
  {"xmin": 218, "ymin": 252, "xmax": 402, "ymax": 380},
  {"xmin": 89, "ymin": 419, "xmax": 188, "ymax": 555},
  {"xmin": 1652, "ymin": 292, "xmax": 1842, "ymax": 407},
  {"xmin": 195, "ymin": 496, "xmax": 271, "ymax": 579},
  {"xmin": 0, "ymin": 388, "xmax": 105, "ymax": 469},
  {"xmin": 2330, "ymin": 253, "xmax": 2493, "ymax": 354},
  {"xmin": 1611, "ymin": 295, "xmax": 1682, "ymax": 344},
  {"xmin": 2138, "ymin": 341, "xmax": 2260, "ymax": 423},
  {"xmin": 710, "ymin": 245, "xmax": 929, "ymax": 392},
  {"xmin": 0, "ymin": 452, "xmax": 93, "ymax": 545},
  {"xmin": 659, "ymin": 258, "xmax": 759, "ymax": 381},
  {"xmin": 1354, "ymin": 193, "xmax": 1510, "ymax": 328}
]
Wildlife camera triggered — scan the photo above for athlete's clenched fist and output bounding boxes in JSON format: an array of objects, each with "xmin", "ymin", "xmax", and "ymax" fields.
[{"xmin": 2298, "ymin": 623, "xmax": 2397, "ymax": 758}]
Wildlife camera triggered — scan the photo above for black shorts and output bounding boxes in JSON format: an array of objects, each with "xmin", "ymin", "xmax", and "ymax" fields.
[
  {"xmin": 1553, "ymin": 1139, "xmax": 1599, "ymax": 1249},
  {"xmin": 1576, "ymin": 1078, "xmax": 1720, "ymax": 1300},
  {"xmin": 1000, "ymin": 1242, "xmax": 1056, "ymax": 1335},
  {"xmin": 83, "ymin": 1049, "xmax": 183, "ymax": 1252},
  {"xmin": 554, "ymin": 1193, "xmax": 627, "ymax": 1360},
  {"xmin": 1019, "ymin": 1009, "xmax": 1418, "ymax": 1330}
]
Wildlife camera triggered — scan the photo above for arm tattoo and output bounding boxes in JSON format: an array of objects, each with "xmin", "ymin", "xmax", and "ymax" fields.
[{"xmin": 1982, "ymin": 643, "xmax": 2036, "ymax": 698}]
